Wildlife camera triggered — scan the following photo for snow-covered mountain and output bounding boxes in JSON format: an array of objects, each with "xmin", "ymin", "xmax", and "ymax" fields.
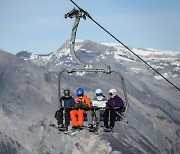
[
  {"xmin": 0, "ymin": 40, "xmax": 180, "ymax": 154},
  {"xmin": 16, "ymin": 40, "xmax": 180, "ymax": 81}
]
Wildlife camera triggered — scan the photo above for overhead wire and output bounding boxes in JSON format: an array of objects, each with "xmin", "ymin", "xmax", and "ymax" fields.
[{"xmin": 70, "ymin": 0, "xmax": 180, "ymax": 92}]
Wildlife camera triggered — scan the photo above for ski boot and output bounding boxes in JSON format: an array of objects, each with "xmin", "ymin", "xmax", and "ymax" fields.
[
  {"xmin": 88, "ymin": 124, "xmax": 94, "ymax": 132},
  {"xmin": 104, "ymin": 126, "xmax": 111, "ymax": 132}
]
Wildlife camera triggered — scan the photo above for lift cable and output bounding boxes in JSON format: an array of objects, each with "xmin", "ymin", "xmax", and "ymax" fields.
[{"xmin": 70, "ymin": 0, "xmax": 180, "ymax": 92}]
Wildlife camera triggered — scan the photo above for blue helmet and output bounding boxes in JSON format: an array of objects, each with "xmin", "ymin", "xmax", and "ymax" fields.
[{"xmin": 76, "ymin": 88, "xmax": 84, "ymax": 95}]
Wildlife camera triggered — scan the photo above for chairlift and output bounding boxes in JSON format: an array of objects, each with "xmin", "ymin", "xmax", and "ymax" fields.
[{"xmin": 58, "ymin": 8, "xmax": 129, "ymax": 121}]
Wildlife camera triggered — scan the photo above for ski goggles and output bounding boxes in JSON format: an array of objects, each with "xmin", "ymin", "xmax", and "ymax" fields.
[
  {"xmin": 96, "ymin": 93, "xmax": 102, "ymax": 96},
  {"xmin": 77, "ymin": 94, "xmax": 83, "ymax": 97},
  {"xmin": 109, "ymin": 93, "xmax": 113, "ymax": 96}
]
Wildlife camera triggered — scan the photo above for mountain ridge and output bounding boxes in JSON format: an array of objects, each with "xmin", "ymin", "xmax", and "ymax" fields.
[{"xmin": 16, "ymin": 40, "xmax": 180, "ymax": 81}]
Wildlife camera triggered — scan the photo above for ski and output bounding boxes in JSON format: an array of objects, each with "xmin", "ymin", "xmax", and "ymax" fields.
[
  {"xmin": 50, "ymin": 124, "xmax": 82, "ymax": 135},
  {"xmin": 58, "ymin": 130, "xmax": 72, "ymax": 135},
  {"xmin": 59, "ymin": 128, "xmax": 80, "ymax": 136},
  {"xmin": 70, "ymin": 129, "xmax": 79, "ymax": 135},
  {"xmin": 60, "ymin": 129, "xmax": 79, "ymax": 136},
  {"xmin": 50, "ymin": 124, "xmax": 69, "ymax": 133}
]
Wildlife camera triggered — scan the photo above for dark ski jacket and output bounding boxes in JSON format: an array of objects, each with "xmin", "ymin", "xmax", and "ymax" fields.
[
  {"xmin": 106, "ymin": 95, "xmax": 124, "ymax": 108},
  {"xmin": 60, "ymin": 96, "xmax": 75, "ymax": 108}
]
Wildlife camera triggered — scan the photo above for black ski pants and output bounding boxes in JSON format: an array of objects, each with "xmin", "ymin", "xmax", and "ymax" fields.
[
  {"xmin": 104, "ymin": 108, "xmax": 122, "ymax": 128},
  {"xmin": 104, "ymin": 109, "xmax": 116, "ymax": 128},
  {"xmin": 57, "ymin": 108, "xmax": 71, "ymax": 126}
]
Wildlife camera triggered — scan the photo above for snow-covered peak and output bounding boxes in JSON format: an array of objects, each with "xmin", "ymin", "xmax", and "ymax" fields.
[
  {"xmin": 133, "ymin": 48, "xmax": 179, "ymax": 57},
  {"xmin": 16, "ymin": 40, "xmax": 180, "ymax": 80}
]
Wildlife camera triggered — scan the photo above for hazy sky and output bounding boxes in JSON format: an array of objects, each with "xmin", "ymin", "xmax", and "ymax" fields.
[{"xmin": 0, "ymin": 0, "xmax": 180, "ymax": 54}]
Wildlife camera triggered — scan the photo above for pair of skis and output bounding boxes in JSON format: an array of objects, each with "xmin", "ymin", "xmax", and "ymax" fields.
[
  {"xmin": 50, "ymin": 124, "xmax": 79, "ymax": 135},
  {"xmin": 62, "ymin": 129, "xmax": 79, "ymax": 136}
]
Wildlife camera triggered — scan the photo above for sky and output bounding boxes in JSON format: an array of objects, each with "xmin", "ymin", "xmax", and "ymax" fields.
[{"xmin": 0, "ymin": 0, "xmax": 180, "ymax": 54}]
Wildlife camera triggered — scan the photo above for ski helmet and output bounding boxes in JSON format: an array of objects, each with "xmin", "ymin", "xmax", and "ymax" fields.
[
  {"xmin": 76, "ymin": 88, "xmax": 84, "ymax": 95},
  {"xmin": 63, "ymin": 89, "xmax": 70, "ymax": 96},
  {"xmin": 109, "ymin": 89, "xmax": 117, "ymax": 96},
  {"xmin": 95, "ymin": 89, "xmax": 103, "ymax": 96}
]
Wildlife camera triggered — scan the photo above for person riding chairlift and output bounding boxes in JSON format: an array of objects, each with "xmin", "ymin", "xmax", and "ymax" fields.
[
  {"xmin": 70, "ymin": 88, "xmax": 91, "ymax": 130},
  {"xmin": 104, "ymin": 89, "xmax": 124, "ymax": 132},
  {"xmin": 55, "ymin": 89, "xmax": 75, "ymax": 131},
  {"xmin": 87, "ymin": 89, "xmax": 107, "ymax": 131}
]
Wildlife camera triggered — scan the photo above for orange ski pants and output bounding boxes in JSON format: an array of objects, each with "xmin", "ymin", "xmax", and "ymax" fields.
[{"xmin": 70, "ymin": 110, "xmax": 85, "ymax": 127}]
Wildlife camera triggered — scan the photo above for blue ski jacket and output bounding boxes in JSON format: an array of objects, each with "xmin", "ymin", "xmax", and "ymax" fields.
[{"xmin": 60, "ymin": 96, "xmax": 75, "ymax": 108}]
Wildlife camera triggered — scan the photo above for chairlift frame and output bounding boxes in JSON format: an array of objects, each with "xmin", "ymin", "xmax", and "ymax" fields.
[{"xmin": 58, "ymin": 8, "xmax": 129, "ymax": 118}]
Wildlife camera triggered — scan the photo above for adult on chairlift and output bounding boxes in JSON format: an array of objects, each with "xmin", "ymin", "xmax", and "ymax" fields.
[
  {"xmin": 56, "ymin": 89, "xmax": 75, "ymax": 131},
  {"xmin": 104, "ymin": 89, "xmax": 124, "ymax": 132},
  {"xmin": 87, "ymin": 89, "xmax": 107, "ymax": 132},
  {"xmin": 70, "ymin": 88, "xmax": 91, "ymax": 131}
]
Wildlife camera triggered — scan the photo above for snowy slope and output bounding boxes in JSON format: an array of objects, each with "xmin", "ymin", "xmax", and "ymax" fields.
[{"xmin": 0, "ymin": 40, "xmax": 180, "ymax": 154}]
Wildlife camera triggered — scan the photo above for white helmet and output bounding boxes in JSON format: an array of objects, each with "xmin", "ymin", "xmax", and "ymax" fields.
[
  {"xmin": 109, "ymin": 89, "xmax": 117, "ymax": 95},
  {"xmin": 95, "ymin": 89, "xmax": 103, "ymax": 94}
]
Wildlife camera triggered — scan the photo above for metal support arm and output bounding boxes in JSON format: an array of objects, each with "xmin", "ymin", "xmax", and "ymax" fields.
[
  {"xmin": 65, "ymin": 8, "xmax": 111, "ymax": 72},
  {"xmin": 65, "ymin": 8, "xmax": 86, "ymax": 65}
]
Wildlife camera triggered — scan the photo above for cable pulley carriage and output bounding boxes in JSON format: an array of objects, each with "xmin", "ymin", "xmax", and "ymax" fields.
[{"xmin": 58, "ymin": 3, "xmax": 129, "ymax": 121}]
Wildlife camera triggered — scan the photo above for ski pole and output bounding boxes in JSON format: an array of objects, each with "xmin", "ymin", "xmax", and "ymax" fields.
[{"xmin": 115, "ymin": 111, "xmax": 128, "ymax": 124}]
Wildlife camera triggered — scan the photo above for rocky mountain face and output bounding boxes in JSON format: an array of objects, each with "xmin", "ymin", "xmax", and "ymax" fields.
[{"xmin": 0, "ymin": 40, "xmax": 180, "ymax": 154}]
